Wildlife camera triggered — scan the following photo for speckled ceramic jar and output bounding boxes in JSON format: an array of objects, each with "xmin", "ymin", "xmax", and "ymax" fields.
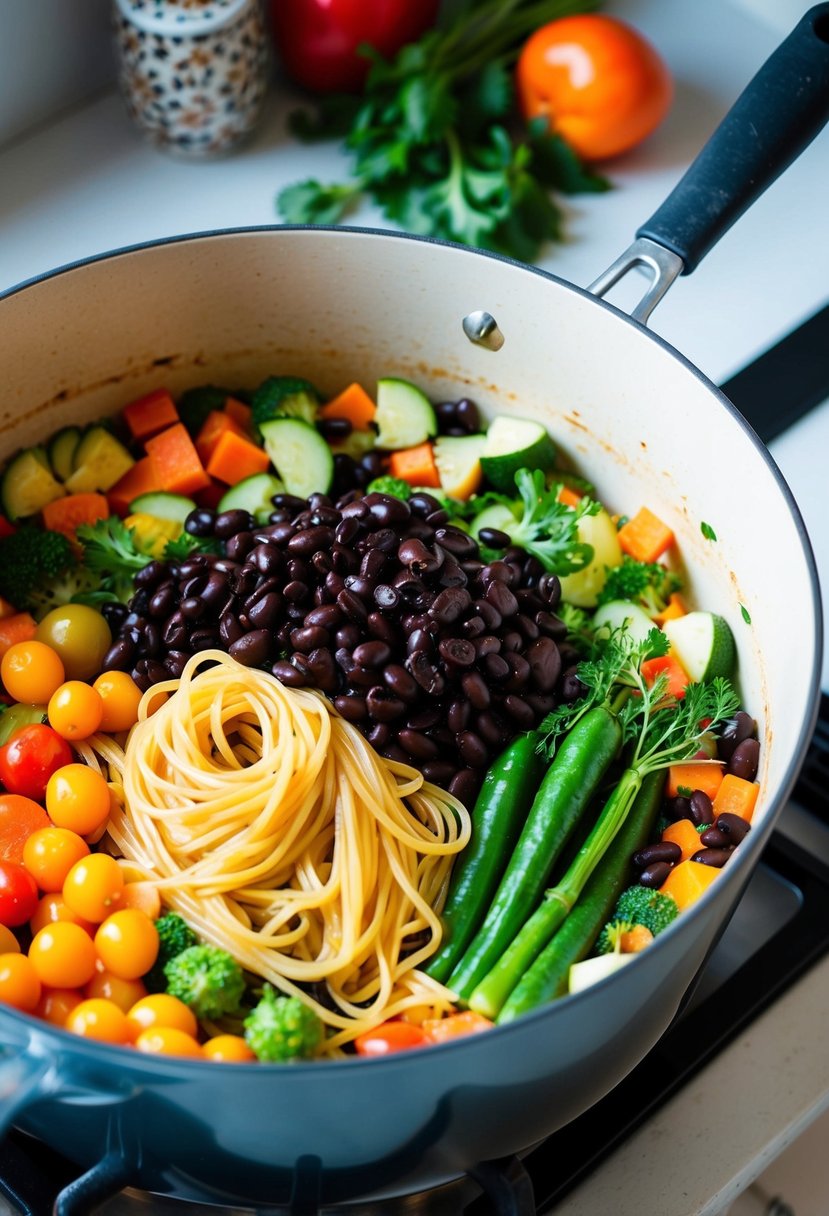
[{"xmin": 113, "ymin": 0, "xmax": 269, "ymax": 157}]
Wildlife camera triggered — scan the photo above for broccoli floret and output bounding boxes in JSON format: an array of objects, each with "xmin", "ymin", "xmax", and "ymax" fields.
[
  {"xmin": 243, "ymin": 985, "xmax": 323, "ymax": 1062},
  {"xmin": 144, "ymin": 912, "xmax": 199, "ymax": 992},
  {"xmin": 596, "ymin": 885, "xmax": 679, "ymax": 953},
  {"xmin": 163, "ymin": 944, "xmax": 245, "ymax": 1020},
  {"xmin": 557, "ymin": 602, "xmax": 595, "ymax": 655},
  {"xmin": 251, "ymin": 376, "xmax": 320, "ymax": 437},
  {"xmin": 177, "ymin": 385, "xmax": 237, "ymax": 436},
  {"xmin": 0, "ymin": 527, "xmax": 92, "ymax": 618},
  {"xmin": 596, "ymin": 555, "xmax": 682, "ymax": 617},
  {"xmin": 76, "ymin": 516, "xmax": 152, "ymax": 604},
  {"xmin": 366, "ymin": 476, "xmax": 412, "ymax": 500}
]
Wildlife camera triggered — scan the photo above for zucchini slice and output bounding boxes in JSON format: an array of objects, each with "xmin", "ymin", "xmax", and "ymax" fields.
[
  {"xmin": 48, "ymin": 427, "xmax": 82, "ymax": 482},
  {"xmin": 130, "ymin": 492, "xmax": 197, "ymax": 525},
  {"xmin": 479, "ymin": 416, "xmax": 556, "ymax": 492},
  {"xmin": 1, "ymin": 447, "xmax": 65, "ymax": 520},
  {"xmin": 374, "ymin": 378, "xmax": 437, "ymax": 450},
  {"xmin": 259, "ymin": 418, "xmax": 333, "ymax": 499},
  {"xmin": 218, "ymin": 473, "xmax": 284, "ymax": 524},
  {"xmin": 433, "ymin": 433, "xmax": 487, "ymax": 499},
  {"xmin": 64, "ymin": 426, "xmax": 135, "ymax": 494}
]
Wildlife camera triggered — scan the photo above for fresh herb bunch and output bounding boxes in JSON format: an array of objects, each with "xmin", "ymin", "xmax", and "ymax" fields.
[{"xmin": 278, "ymin": 0, "xmax": 610, "ymax": 260}]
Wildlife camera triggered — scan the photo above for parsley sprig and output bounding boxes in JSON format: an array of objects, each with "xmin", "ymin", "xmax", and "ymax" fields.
[{"xmin": 278, "ymin": 0, "xmax": 610, "ymax": 260}]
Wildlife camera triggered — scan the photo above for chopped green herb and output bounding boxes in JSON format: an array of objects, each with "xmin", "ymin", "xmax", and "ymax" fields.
[
  {"xmin": 740, "ymin": 604, "xmax": 752, "ymax": 625},
  {"xmin": 676, "ymin": 784, "xmax": 693, "ymax": 798},
  {"xmin": 700, "ymin": 521, "xmax": 717, "ymax": 542}
]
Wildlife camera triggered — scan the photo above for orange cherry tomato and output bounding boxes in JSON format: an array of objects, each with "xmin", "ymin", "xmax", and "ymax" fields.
[
  {"xmin": 515, "ymin": 15, "xmax": 673, "ymax": 161},
  {"xmin": 0, "ymin": 925, "xmax": 20, "ymax": 954},
  {"xmin": 86, "ymin": 970, "xmax": 148, "ymax": 1015},
  {"xmin": 65, "ymin": 998, "xmax": 132, "ymax": 1044},
  {"xmin": 1, "ymin": 641, "xmax": 65, "ymax": 706},
  {"xmin": 421, "ymin": 1010, "xmax": 493, "ymax": 1043},
  {"xmin": 47, "ymin": 681, "xmax": 104, "ymax": 741},
  {"xmin": 35, "ymin": 987, "xmax": 84, "ymax": 1027},
  {"xmin": 202, "ymin": 1034, "xmax": 256, "ymax": 1063},
  {"xmin": 0, "ymin": 951, "xmax": 41, "ymax": 1011},
  {"xmin": 29, "ymin": 893, "xmax": 95, "ymax": 936},
  {"xmin": 0, "ymin": 794, "xmax": 50, "ymax": 865},
  {"xmin": 23, "ymin": 826, "xmax": 90, "ymax": 892},
  {"xmin": 353, "ymin": 1020, "xmax": 429, "ymax": 1056},
  {"xmin": 45, "ymin": 764, "xmax": 111, "ymax": 836},
  {"xmin": 92, "ymin": 671, "xmax": 143, "ymax": 734},
  {"xmin": 94, "ymin": 909, "xmax": 159, "ymax": 980},
  {"xmin": 135, "ymin": 1026, "xmax": 203, "ymax": 1058},
  {"xmin": 127, "ymin": 993, "xmax": 198, "ymax": 1039},
  {"xmin": 62, "ymin": 853, "xmax": 125, "ymax": 923},
  {"xmin": 29, "ymin": 921, "xmax": 98, "ymax": 989}
]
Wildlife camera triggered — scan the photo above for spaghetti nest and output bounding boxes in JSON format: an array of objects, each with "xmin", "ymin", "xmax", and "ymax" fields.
[{"xmin": 102, "ymin": 650, "xmax": 471, "ymax": 1052}]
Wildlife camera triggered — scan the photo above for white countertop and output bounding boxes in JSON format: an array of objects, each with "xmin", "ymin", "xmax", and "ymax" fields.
[{"xmin": 1, "ymin": 0, "xmax": 828, "ymax": 1211}]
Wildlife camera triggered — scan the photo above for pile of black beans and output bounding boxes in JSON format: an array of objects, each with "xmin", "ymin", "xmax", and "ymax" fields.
[{"xmin": 101, "ymin": 488, "xmax": 580, "ymax": 806}]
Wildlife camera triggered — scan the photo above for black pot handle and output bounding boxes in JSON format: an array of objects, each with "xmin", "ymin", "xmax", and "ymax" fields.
[{"xmin": 589, "ymin": 4, "xmax": 829, "ymax": 323}]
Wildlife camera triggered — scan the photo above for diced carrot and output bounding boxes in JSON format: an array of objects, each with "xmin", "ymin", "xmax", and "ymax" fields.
[
  {"xmin": 665, "ymin": 761, "xmax": 725, "ymax": 801},
  {"xmin": 388, "ymin": 442, "xmax": 441, "ymax": 488},
  {"xmin": 0, "ymin": 518, "xmax": 15, "ymax": 540},
  {"xmin": 122, "ymin": 388, "xmax": 179, "ymax": 441},
  {"xmin": 421, "ymin": 1011, "xmax": 493, "ymax": 1043},
  {"xmin": 0, "ymin": 598, "xmax": 18, "ymax": 621},
  {"xmin": 619, "ymin": 925, "xmax": 653, "ymax": 953},
  {"xmin": 195, "ymin": 410, "xmax": 246, "ymax": 465},
  {"xmin": 660, "ymin": 859, "xmax": 719, "ymax": 910},
  {"xmin": 205, "ymin": 431, "xmax": 271, "ymax": 486},
  {"xmin": 41, "ymin": 493, "xmax": 110, "ymax": 542},
  {"xmin": 618, "ymin": 507, "xmax": 674, "ymax": 563},
  {"xmin": 144, "ymin": 424, "xmax": 210, "ymax": 496},
  {"xmin": 712, "ymin": 773, "xmax": 760, "ymax": 824},
  {"xmin": 653, "ymin": 592, "xmax": 686, "ymax": 625},
  {"xmin": 107, "ymin": 456, "xmax": 163, "ymax": 516},
  {"xmin": 319, "ymin": 382, "xmax": 377, "ymax": 432},
  {"xmin": 224, "ymin": 397, "xmax": 253, "ymax": 432},
  {"xmin": 641, "ymin": 653, "xmax": 690, "ymax": 700},
  {"xmin": 0, "ymin": 796, "xmax": 50, "ymax": 864},
  {"xmin": 0, "ymin": 613, "xmax": 37, "ymax": 659},
  {"xmin": 556, "ymin": 486, "xmax": 583, "ymax": 508},
  {"xmin": 662, "ymin": 818, "xmax": 705, "ymax": 863}
]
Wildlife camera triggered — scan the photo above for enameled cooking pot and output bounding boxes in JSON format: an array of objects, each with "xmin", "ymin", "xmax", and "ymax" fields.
[{"xmin": 0, "ymin": 8, "xmax": 826, "ymax": 1210}]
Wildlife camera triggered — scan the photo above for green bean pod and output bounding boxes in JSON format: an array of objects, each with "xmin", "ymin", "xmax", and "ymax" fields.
[
  {"xmin": 446, "ymin": 706, "xmax": 622, "ymax": 1001},
  {"xmin": 425, "ymin": 732, "xmax": 547, "ymax": 985},
  {"xmin": 496, "ymin": 769, "xmax": 665, "ymax": 1023}
]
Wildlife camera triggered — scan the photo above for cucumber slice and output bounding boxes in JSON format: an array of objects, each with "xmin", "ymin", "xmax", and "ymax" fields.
[
  {"xmin": 0, "ymin": 702, "xmax": 48, "ymax": 746},
  {"xmin": 469, "ymin": 501, "xmax": 520, "ymax": 541},
  {"xmin": 130, "ymin": 492, "xmax": 197, "ymax": 525},
  {"xmin": 48, "ymin": 427, "xmax": 82, "ymax": 482},
  {"xmin": 374, "ymin": 378, "xmax": 437, "ymax": 450},
  {"xmin": 64, "ymin": 426, "xmax": 135, "ymax": 494},
  {"xmin": 479, "ymin": 416, "xmax": 556, "ymax": 492},
  {"xmin": 559, "ymin": 509, "xmax": 623, "ymax": 608},
  {"xmin": 593, "ymin": 600, "xmax": 656, "ymax": 645},
  {"xmin": 433, "ymin": 433, "xmax": 486, "ymax": 499},
  {"xmin": 568, "ymin": 952, "xmax": 634, "ymax": 994},
  {"xmin": 218, "ymin": 473, "xmax": 285, "ymax": 524},
  {"xmin": 662, "ymin": 611, "xmax": 737, "ymax": 682},
  {"xmin": 1, "ymin": 447, "xmax": 65, "ymax": 520},
  {"xmin": 259, "ymin": 418, "xmax": 334, "ymax": 499}
]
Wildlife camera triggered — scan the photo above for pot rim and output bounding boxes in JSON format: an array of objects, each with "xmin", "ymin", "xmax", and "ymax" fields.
[{"xmin": 0, "ymin": 223, "xmax": 823, "ymax": 1071}]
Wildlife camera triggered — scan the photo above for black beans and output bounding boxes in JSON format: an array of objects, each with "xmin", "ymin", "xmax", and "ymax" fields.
[
  {"xmin": 727, "ymin": 737, "xmax": 760, "ymax": 781},
  {"xmin": 688, "ymin": 789, "xmax": 714, "ymax": 826},
  {"xmin": 228, "ymin": 630, "xmax": 271, "ymax": 667},
  {"xmin": 633, "ymin": 841, "xmax": 682, "ymax": 869},
  {"xmin": 691, "ymin": 848, "xmax": 731, "ymax": 868},
  {"xmin": 639, "ymin": 861, "xmax": 673, "ymax": 889},
  {"xmin": 699, "ymin": 827, "xmax": 730, "ymax": 849},
  {"xmin": 717, "ymin": 711, "xmax": 757, "ymax": 762},
  {"xmin": 717, "ymin": 812, "xmax": 751, "ymax": 844}
]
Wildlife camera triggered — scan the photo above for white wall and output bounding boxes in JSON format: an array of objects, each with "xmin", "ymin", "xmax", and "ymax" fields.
[{"xmin": 0, "ymin": 1, "xmax": 115, "ymax": 148}]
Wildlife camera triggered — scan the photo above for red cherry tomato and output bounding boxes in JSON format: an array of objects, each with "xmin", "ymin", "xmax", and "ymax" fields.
[
  {"xmin": 0, "ymin": 725, "xmax": 74, "ymax": 801},
  {"xmin": 354, "ymin": 1020, "xmax": 429, "ymax": 1056},
  {"xmin": 270, "ymin": 0, "xmax": 440, "ymax": 94},
  {"xmin": 0, "ymin": 860, "xmax": 39, "ymax": 928},
  {"xmin": 515, "ymin": 14, "xmax": 673, "ymax": 162}
]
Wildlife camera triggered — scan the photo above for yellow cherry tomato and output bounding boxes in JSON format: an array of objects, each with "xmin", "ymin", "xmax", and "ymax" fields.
[
  {"xmin": 65, "ymin": 998, "xmax": 131, "ymax": 1044},
  {"xmin": 23, "ymin": 826, "xmax": 90, "ymax": 893},
  {"xmin": 35, "ymin": 987, "xmax": 83, "ymax": 1027},
  {"xmin": 47, "ymin": 682, "xmax": 104, "ymax": 741},
  {"xmin": 86, "ymin": 970, "xmax": 148, "ymax": 1015},
  {"xmin": 92, "ymin": 671, "xmax": 143, "ymax": 734},
  {"xmin": 29, "ymin": 921, "xmax": 98, "ymax": 989},
  {"xmin": 0, "ymin": 925, "xmax": 20, "ymax": 954},
  {"xmin": 94, "ymin": 909, "xmax": 159, "ymax": 980},
  {"xmin": 135, "ymin": 1026, "xmax": 203, "ymax": 1058},
  {"xmin": 1, "ymin": 641, "xmax": 65, "ymax": 706},
  {"xmin": 62, "ymin": 853, "xmax": 124, "ymax": 923},
  {"xmin": 127, "ymin": 993, "xmax": 198, "ymax": 1039},
  {"xmin": 29, "ymin": 893, "xmax": 95, "ymax": 936},
  {"xmin": 202, "ymin": 1034, "xmax": 256, "ymax": 1063},
  {"xmin": 0, "ymin": 951, "xmax": 41, "ymax": 1011},
  {"xmin": 45, "ymin": 764, "xmax": 111, "ymax": 836}
]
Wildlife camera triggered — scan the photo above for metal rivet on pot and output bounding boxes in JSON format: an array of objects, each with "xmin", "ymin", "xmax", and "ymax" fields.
[{"xmin": 462, "ymin": 311, "xmax": 505, "ymax": 351}]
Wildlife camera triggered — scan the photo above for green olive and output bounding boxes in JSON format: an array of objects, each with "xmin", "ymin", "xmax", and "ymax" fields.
[{"xmin": 35, "ymin": 605, "xmax": 112, "ymax": 682}]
